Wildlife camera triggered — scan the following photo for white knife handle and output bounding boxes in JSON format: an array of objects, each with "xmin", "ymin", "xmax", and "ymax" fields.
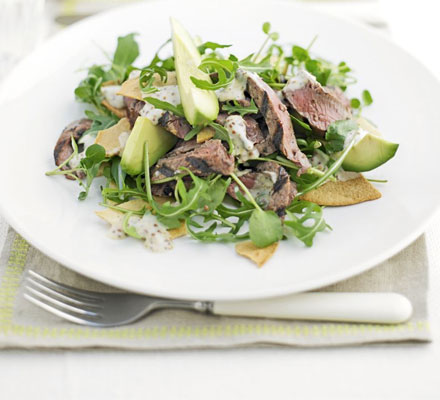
[{"xmin": 213, "ymin": 293, "xmax": 412, "ymax": 324}]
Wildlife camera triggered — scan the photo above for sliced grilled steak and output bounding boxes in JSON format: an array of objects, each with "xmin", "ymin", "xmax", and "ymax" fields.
[
  {"xmin": 124, "ymin": 97, "xmax": 145, "ymax": 127},
  {"xmin": 158, "ymin": 111, "xmax": 191, "ymax": 139},
  {"xmin": 326, "ymin": 86, "xmax": 351, "ymax": 109},
  {"xmin": 246, "ymin": 71, "xmax": 310, "ymax": 174},
  {"xmin": 54, "ymin": 118, "xmax": 92, "ymax": 180},
  {"xmin": 243, "ymin": 116, "xmax": 264, "ymax": 144},
  {"xmin": 151, "ymin": 177, "xmax": 193, "ymax": 198},
  {"xmin": 227, "ymin": 161, "xmax": 296, "ymax": 216},
  {"xmin": 124, "ymin": 97, "xmax": 192, "ymax": 139},
  {"xmin": 282, "ymin": 69, "xmax": 352, "ymax": 136},
  {"xmin": 152, "ymin": 139, "xmax": 234, "ymax": 180},
  {"xmin": 216, "ymin": 112, "xmax": 269, "ymax": 153}
]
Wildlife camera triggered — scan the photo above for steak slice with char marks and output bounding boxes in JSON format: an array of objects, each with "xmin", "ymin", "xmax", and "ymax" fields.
[
  {"xmin": 124, "ymin": 97, "xmax": 145, "ymax": 127},
  {"xmin": 216, "ymin": 112, "xmax": 274, "ymax": 154},
  {"xmin": 227, "ymin": 161, "xmax": 296, "ymax": 216},
  {"xmin": 152, "ymin": 139, "xmax": 234, "ymax": 181},
  {"xmin": 246, "ymin": 72, "xmax": 310, "ymax": 174},
  {"xmin": 54, "ymin": 118, "xmax": 92, "ymax": 180},
  {"xmin": 158, "ymin": 112, "xmax": 191, "ymax": 139},
  {"xmin": 282, "ymin": 69, "xmax": 352, "ymax": 136},
  {"xmin": 124, "ymin": 97, "xmax": 191, "ymax": 139}
]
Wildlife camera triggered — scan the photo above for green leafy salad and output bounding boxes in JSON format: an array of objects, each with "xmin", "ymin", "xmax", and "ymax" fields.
[{"xmin": 46, "ymin": 19, "xmax": 398, "ymax": 266}]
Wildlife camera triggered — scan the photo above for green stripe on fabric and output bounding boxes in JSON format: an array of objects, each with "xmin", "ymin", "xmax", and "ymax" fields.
[{"xmin": 0, "ymin": 233, "xmax": 430, "ymax": 341}]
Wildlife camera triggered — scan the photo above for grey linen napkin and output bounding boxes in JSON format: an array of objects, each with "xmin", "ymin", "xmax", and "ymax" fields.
[{"xmin": 0, "ymin": 225, "xmax": 430, "ymax": 349}]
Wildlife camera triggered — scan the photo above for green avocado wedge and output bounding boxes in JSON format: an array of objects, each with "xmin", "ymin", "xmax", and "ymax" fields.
[
  {"xmin": 121, "ymin": 117, "xmax": 177, "ymax": 175},
  {"xmin": 171, "ymin": 18, "xmax": 219, "ymax": 126},
  {"xmin": 342, "ymin": 117, "xmax": 399, "ymax": 172}
]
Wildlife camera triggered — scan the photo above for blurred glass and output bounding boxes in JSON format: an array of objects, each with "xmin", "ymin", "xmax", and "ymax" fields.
[{"xmin": 0, "ymin": 0, "xmax": 46, "ymax": 81}]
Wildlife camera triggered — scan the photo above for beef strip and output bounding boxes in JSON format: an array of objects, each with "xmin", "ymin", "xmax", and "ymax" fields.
[
  {"xmin": 151, "ymin": 139, "xmax": 234, "ymax": 181},
  {"xmin": 151, "ymin": 176, "xmax": 193, "ymax": 198},
  {"xmin": 53, "ymin": 118, "xmax": 92, "ymax": 180},
  {"xmin": 158, "ymin": 112, "xmax": 191, "ymax": 139},
  {"xmin": 282, "ymin": 70, "xmax": 352, "ymax": 136},
  {"xmin": 124, "ymin": 97, "xmax": 145, "ymax": 127},
  {"xmin": 216, "ymin": 112, "xmax": 274, "ymax": 155},
  {"xmin": 227, "ymin": 161, "xmax": 296, "ymax": 216},
  {"xmin": 246, "ymin": 72, "xmax": 310, "ymax": 174},
  {"xmin": 326, "ymin": 86, "xmax": 351, "ymax": 109},
  {"xmin": 124, "ymin": 96, "xmax": 191, "ymax": 139}
]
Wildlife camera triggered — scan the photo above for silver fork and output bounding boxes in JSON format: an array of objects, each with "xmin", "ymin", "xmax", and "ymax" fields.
[
  {"xmin": 23, "ymin": 269, "xmax": 414, "ymax": 327},
  {"xmin": 24, "ymin": 270, "xmax": 211, "ymax": 327}
]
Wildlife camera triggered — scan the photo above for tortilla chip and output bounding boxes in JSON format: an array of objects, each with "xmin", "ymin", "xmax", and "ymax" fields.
[
  {"xmin": 117, "ymin": 72, "xmax": 177, "ymax": 101},
  {"xmin": 117, "ymin": 78, "xmax": 143, "ymax": 101},
  {"xmin": 102, "ymin": 80, "xmax": 119, "ymax": 87},
  {"xmin": 102, "ymin": 99, "xmax": 127, "ymax": 119},
  {"xmin": 300, "ymin": 175, "xmax": 381, "ymax": 206},
  {"xmin": 168, "ymin": 222, "xmax": 187, "ymax": 239},
  {"xmin": 197, "ymin": 127, "xmax": 215, "ymax": 143},
  {"xmin": 95, "ymin": 117, "xmax": 131, "ymax": 157},
  {"xmin": 235, "ymin": 241, "xmax": 279, "ymax": 268}
]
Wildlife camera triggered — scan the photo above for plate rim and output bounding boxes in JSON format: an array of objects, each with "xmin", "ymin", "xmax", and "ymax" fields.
[{"xmin": 1, "ymin": 0, "xmax": 439, "ymax": 300}]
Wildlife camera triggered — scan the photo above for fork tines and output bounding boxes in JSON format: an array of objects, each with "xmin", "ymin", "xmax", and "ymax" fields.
[{"xmin": 24, "ymin": 269, "xmax": 104, "ymax": 325}]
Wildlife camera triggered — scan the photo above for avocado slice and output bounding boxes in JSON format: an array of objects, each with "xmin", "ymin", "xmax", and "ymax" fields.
[
  {"xmin": 121, "ymin": 117, "xmax": 177, "ymax": 175},
  {"xmin": 342, "ymin": 117, "xmax": 399, "ymax": 172},
  {"xmin": 171, "ymin": 18, "xmax": 219, "ymax": 126}
]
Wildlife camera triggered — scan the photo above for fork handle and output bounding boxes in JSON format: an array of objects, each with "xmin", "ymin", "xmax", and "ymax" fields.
[{"xmin": 212, "ymin": 292, "xmax": 412, "ymax": 324}]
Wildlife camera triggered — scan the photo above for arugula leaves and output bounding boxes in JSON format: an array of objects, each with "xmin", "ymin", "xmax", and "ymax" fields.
[
  {"xmin": 74, "ymin": 33, "xmax": 140, "ymax": 113},
  {"xmin": 198, "ymin": 41, "xmax": 231, "ymax": 55},
  {"xmin": 208, "ymin": 122, "xmax": 234, "ymax": 154},
  {"xmin": 79, "ymin": 111, "xmax": 118, "ymax": 145},
  {"xmin": 285, "ymin": 201, "xmax": 328, "ymax": 247},
  {"xmin": 249, "ymin": 209, "xmax": 283, "ymax": 247},
  {"xmin": 109, "ymin": 33, "xmax": 140, "ymax": 82},
  {"xmin": 324, "ymin": 119, "xmax": 358, "ymax": 153},
  {"xmin": 144, "ymin": 97, "xmax": 185, "ymax": 117},
  {"xmin": 351, "ymin": 89, "xmax": 374, "ymax": 114},
  {"xmin": 191, "ymin": 59, "xmax": 237, "ymax": 90},
  {"xmin": 222, "ymin": 99, "xmax": 258, "ymax": 116},
  {"xmin": 46, "ymin": 139, "xmax": 107, "ymax": 200}
]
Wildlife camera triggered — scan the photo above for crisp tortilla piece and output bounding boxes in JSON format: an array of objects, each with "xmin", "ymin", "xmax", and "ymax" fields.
[
  {"xmin": 117, "ymin": 72, "xmax": 178, "ymax": 101},
  {"xmin": 196, "ymin": 127, "xmax": 215, "ymax": 143},
  {"xmin": 235, "ymin": 241, "xmax": 279, "ymax": 268},
  {"xmin": 168, "ymin": 222, "xmax": 187, "ymax": 239},
  {"xmin": 300, "ymin": 175, "xmax": 381, "ymax": 206},
  {"xmin": 102, "ymin": 99, "xmax": 127, "ymax": 119},
  {"xmin": 95, "ymin": 117, "xmax": 131, "ymax": 157},
  {"xmin": 117, "ymin": 78, "xmax": 143, "ymax": 101}
]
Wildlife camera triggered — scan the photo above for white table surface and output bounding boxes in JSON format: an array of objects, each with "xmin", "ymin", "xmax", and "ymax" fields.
[{"xmin": 1, "ymin": 1, "xmax": 440, "ymax": 399}]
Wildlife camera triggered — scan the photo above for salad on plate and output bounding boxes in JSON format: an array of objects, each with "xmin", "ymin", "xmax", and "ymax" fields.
[{"xmin": 47, "ymin": 19, "xmax": 399, "ymax": 267}]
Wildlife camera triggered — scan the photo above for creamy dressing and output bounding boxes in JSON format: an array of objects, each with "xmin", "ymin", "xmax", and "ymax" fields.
[
  {"xmin": 283, "ymin": 68, "xmax": 317, "ymax": 92},
  {"xmin": 108, "ymin": 218, "xmax": 126, "ymax": 240},
  {"xmin": 215, "ymin": 70, "xmax": 247, "ymax": 102},
  {"xmin": 264, "ymin": 171, "xmax": 278, "ymax": 184},
  {"xmin": 344, "ymin": 127, "xmax": 368, "ymax": 149},
  {"xmin": 310, "ymin": 149, "xmax": 330, "ymax": 171},
  {"xmin": 224, "ymin": 115, "xmax": 259, "ymax": 162},
  {"xmin": 250, "ymin": 174, "xmax": 274, "ymax": 209},
  {"xmin": 140, "ymin": 85, "xmax": 181, "ymax": 125},
  {"xmin": 70, "ymin": 133, "xmax": 97, "ymax": 168},
  {"xmin": 335, "ymin": 169, "xmax": 361, "ymax": 182},
  {"xmin": 101, "ymin": 85, "xmax": 125, "ymax": 109},
  {"xmin": 129, "ymin": 214, "xmax": 172, "ymax": 252}
]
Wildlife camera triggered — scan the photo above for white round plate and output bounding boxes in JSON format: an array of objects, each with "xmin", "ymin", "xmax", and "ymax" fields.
[{"xmin": 0, "ymin": 0, "xmax": 439, "ymax": 300}]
